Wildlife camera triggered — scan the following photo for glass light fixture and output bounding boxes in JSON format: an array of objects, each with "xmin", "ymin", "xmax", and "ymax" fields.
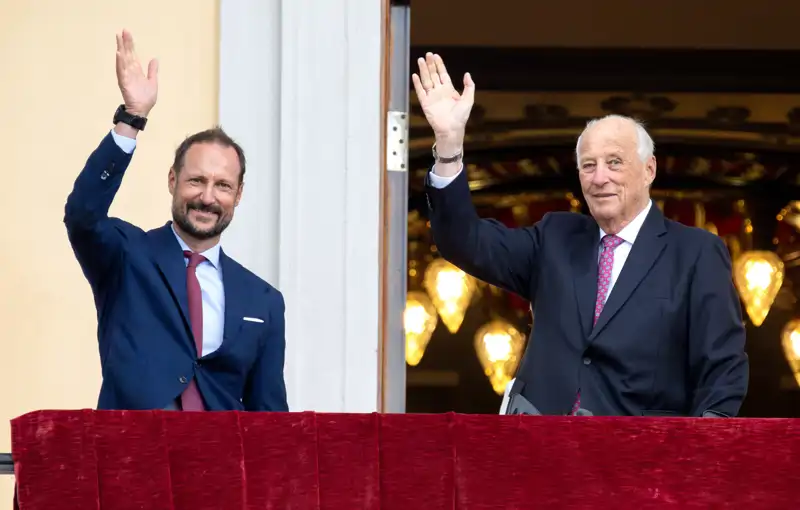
[
  {"xmin": 404, "ymin": 291, "xmax": 438, "ymax": 366},
  {"xmin": 474, "ymin": 319, "xmax": 525, "ymax": 395},
  {"xmin": 732, "ymin": 251, "xmax": 784, "ymax": 327},
  {"xmin": 423, "ymin": 258, "xmax": 476, "ymax": 333},
  {"xmin": 781, "ymin": 319, "xmax": 800, "ymax": 388}
]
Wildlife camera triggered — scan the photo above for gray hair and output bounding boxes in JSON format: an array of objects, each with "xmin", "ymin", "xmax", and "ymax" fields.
[{"xmin": 575, "ymin": 114, "xmax": 655, "ymax": 164}]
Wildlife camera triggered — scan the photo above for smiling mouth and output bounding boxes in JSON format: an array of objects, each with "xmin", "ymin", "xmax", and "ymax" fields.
[
  {"xmin": 190, "ymin": 209, "xmax": 218, "ymax": 221},
  {"xmin": 594, "ymin": 194, "xmax": 615, "ymax": 198}
]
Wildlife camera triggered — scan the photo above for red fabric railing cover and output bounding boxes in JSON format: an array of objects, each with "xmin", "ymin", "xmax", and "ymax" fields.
[{"xmin": 10, "ymin": 410, "xmax": 800, "ymax": 509}]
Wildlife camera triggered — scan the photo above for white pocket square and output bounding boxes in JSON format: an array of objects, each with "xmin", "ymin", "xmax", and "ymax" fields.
[{"xmin": 243, "ymin": 317, "xmax": 264, "ymax": 323}]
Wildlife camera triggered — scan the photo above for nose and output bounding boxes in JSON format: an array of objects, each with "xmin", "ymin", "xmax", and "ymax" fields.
[
  {"xmin": 200, "ymin": 183, "xmax": 216, "ymax": 205},
  {"xmin": 590, "ymin": 163, "xmax": 611, "ymax": 187}
]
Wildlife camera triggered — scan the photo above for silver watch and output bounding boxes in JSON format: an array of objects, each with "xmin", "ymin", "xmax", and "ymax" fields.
[{"xmin": 432, "ymin": 143, "xmax": 463, "ymax": 164}]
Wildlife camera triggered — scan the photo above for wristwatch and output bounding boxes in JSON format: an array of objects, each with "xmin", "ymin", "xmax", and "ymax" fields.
[
  {"xmin": 113, "ymin": 104, "xmax": 148, "ymax": 131},
  {"xmin": 432, "ymin": 143, "xmax": 462, "ymax": 164}
]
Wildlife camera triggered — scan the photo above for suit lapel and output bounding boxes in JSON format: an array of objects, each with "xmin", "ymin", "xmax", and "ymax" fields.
[
  {"xmin": 589, "ymin": 206, "xmax": 668, "ymax": 341},
  {"xmin": 148, "ymin": 223, "xmax": 192, "ymax": 335},
  {"xmin": 219, "ymin": 250, "xmax": 247, "ymax": 348},
  {"xmin": 572, "ymin": 223, "xmax": 600, "ymax": 339}
]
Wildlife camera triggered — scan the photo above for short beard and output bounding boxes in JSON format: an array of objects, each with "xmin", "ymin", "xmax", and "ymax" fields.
[{"xmin": 172, "ymin": 200, "xmax": 231, "ymax": 240}]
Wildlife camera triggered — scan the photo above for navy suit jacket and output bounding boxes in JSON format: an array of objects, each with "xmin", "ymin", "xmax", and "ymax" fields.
[
  {"xmin": 427, "ymin": 170, "xmax": 749, "ymax": 417},
  {"xmin": 64, "ymin": 132, "xmax": 288, "ymax": 412}
]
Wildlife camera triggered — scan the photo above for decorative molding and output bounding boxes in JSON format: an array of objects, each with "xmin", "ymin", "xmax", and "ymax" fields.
[
  {"xmin": 600, "ymin": 93, "xmax": 676, "ymax": 120},
  {"xmin": 409, "ymin": 46, "xmax": 800, "ymax": 93},
  {"xmin": 407, "ymin": 91, "xmax": 800, "ymax": 166}
]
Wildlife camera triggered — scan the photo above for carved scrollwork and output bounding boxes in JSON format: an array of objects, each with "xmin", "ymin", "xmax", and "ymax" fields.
[
  {"xmin": 523, "ymin": 104, "xmax": 570, "ymax": 124},
  {"xmin": 600, "ymin": 93, "xmax": 676, "ymax": 121},
  {"xmin": 787, "ymin": 107, "xmax": 800, "ymax": 135},
  {"xmin": 707, "ymin": 106, "xmax": 751, "ymax": 126}
]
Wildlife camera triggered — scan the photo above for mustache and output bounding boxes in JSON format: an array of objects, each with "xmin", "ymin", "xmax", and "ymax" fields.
[{"xmin": 187, "ymin": 201, "xmax": 223, "ymax": 216}]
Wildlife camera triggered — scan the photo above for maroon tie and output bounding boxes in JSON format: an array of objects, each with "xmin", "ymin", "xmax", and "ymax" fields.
[
  {"xmin": 180, "ymin": 250, "xmax": 206, "ymax": 412},
  {"xmin": 570, "ymin": 235, "xmax": 624, "ymax": 415}
]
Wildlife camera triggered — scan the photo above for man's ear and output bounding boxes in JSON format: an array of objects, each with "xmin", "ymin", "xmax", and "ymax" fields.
[
  {"xmin": 168, "ymin": 167, "xmax": 177, "ymax": 196},
  {"xmin": 645, "ymin": 155, "xmax": 657, "ymax": 187}
]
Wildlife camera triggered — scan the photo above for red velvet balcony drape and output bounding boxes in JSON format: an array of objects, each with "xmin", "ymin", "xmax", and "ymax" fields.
[{"xmin": 10, "ymin": 410, "xmax": 800, "ymax": 509}]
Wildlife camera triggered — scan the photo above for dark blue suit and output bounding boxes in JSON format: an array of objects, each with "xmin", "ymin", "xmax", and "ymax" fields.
[
  {"xmin": 427, "ymin": 170, "xmax": 749, "ymax": 417},
  {"xmin": 64, "ymin": 133, "xmax": 288, "ymax": 412}
]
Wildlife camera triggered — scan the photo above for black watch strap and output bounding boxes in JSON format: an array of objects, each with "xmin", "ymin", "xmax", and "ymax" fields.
[{"xmin": 113, "ymin": 104, "xmax": 147, "ymax": 131}]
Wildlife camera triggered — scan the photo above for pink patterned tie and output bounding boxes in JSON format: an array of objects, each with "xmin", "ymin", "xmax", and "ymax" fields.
[
  {"xmin": 180, "ymin": 251, "xmax": 207, "ymax": 412},
  {"xmin": 570, "ymin": 234, "xmax": 624, "ymax": 415}
]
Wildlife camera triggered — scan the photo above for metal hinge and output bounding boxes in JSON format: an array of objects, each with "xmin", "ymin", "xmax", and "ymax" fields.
[{"xmin": 386, "ymin": 110, "xmax": 408, "ymax": 172}]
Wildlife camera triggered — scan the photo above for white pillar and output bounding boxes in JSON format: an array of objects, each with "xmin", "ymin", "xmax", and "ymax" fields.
[{"xmin": 218, "ymin": 0, "xmax": 386, "ymax": 412}]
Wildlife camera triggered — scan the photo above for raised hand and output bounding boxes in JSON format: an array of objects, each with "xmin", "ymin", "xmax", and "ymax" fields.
[
  {"xmin": 412, "ymin": 52, "xmax": 475, "ymax": 155},
  {"xmin": 115, "ymin": 30, "xmax": 158, "ymax": 117}
]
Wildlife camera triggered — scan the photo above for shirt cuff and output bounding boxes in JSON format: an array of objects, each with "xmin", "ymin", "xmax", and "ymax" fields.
[
  {"xmin": 110, "ymin": 129, "xmax": 137, "ymax": 154},
  {"xmin": 428, "ymin": 165, "xmax": 462, "ymax": 189}
]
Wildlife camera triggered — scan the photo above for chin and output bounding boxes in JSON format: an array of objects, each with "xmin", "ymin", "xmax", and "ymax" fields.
[{"xmin": 589, "ymin": 204, "xmax": 620, "ymax": 220}]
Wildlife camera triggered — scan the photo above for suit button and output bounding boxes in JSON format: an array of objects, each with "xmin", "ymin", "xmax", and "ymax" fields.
[
  {"xmin": 179, "ymin": 376, "xmax": 188, "ymax": 384},
  {"xmin": 583, "ymin": 357, "xmax": 591, "ymax": 365}
]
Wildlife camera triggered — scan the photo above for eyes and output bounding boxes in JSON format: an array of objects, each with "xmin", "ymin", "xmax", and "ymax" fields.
[
  {"xmin": 580, "ymin": 158, "xmax": 623, "ymax": 172},
  {"xmin": 186, "ymin": 176, "xmax": 235, "ymax": 192}
]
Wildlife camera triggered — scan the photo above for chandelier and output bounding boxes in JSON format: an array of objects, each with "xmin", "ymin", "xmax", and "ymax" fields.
[
  {"xmin": 732, "ymin": 251, "xmax": 784, "ymax": 327},
  {"xmin": 404, "ymin": 291, "xmax": 438, "ymax": 366},
  {"xmin": 422, "ymin": 258, "xmax": 476, "ymax": 333},
  {"xmin": 474, "ymin": 319, "xmax": 526, "ymax": 395},
  {"xmin": 781, "ymin": 319, "xmax": 800, "ymax": 388}
]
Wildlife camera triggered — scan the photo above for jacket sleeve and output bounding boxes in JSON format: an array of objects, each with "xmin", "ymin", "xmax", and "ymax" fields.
[
  {"xmin": 64, "ymin": 131, "xmax": 136, "ymax": 288},
  {"xmin": 425, "ymin": 168, "xmax": 546, "ymax": 298},
  {"xmin": 687, "ymin": 235, "xmax": 750, "ymax": 417},
  {"xmin": 243, "ymin": 290, "xmax": 289, "ymax": 412}
]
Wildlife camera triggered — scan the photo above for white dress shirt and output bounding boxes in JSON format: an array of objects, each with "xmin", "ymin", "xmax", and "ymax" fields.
[
  {"xmin": 595, "ymin": 200, "xmax": 651, "ymax": 303},
  {"xmin": 110, "ymin": 129, "xmax": 225, "ymax": 357},
  {"xmin": 428, "ymin": 167, "xmax": 651, "ymax": 302}
]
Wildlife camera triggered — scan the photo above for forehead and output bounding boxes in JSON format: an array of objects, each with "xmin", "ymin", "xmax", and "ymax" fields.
[
  {"xmin": 182, "ymin": 142, "xmax": 241, "ymax": 179},
  {"xmin": 578, "ymin": 121, "xmax": 638, "ymax": 159}
]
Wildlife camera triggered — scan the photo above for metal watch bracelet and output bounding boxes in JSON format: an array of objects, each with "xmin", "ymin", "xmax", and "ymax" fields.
[{"xmin": 432, "ymin": 143, "xmax": 463, "ymax": 164}]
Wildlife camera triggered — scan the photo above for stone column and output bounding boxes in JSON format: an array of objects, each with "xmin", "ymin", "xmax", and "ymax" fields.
[{"xmin": 218, "ymin": 0, "xmax": 387, "ymax": 412}]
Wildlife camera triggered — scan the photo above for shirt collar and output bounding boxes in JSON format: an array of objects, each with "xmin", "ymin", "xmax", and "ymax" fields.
[
  {"xmin": 598, "ymin": 199, "xmax": 652, "ymax": 245},
  {"xmin": 171, "ymin": 223, "xmax": 221, "ymax": 269}
]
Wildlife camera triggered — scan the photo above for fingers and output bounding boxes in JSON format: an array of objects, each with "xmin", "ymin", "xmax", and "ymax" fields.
[
  {"xmin": 425, "ymin": 53, "xmax": 440, "ymax": 88},
  {"xmin": 147, "ymin": 59, "xmax": 159, "ymax": 83},
  {"xmin": 415, "ymin": 51, "xmax": 466, "ymax": 101},
  {"xmin": 117, "ymin": 29, "xmax": 139, "ymax": 68},
  {"xmin": 411, "ymin": 73, "xmax": 427, "ymax": 99},
  {"xmin": 461, "ymin": 72, "xmax": 476, "ymax": 103},
  {"xmin": 434, "ymin": 54, "xmax": 451, "ymax": 85},
  {"xmin": 122, "ymin": 29, "xmax": 135, "ymax": 53},
  {"xmin": 416, "ymin": 55, "xmax": 432, "ymax": 91},
  {"xmin": 417, "ymin": 52, "xmax": 455, "ymax": 92}
]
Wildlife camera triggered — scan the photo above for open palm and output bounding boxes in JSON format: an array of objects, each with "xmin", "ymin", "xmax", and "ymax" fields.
[
  {"xmin": 115, "ymin": 30, "xmax": 158, "ymax": 117},
  {"xmin": 412, "ymin": 53, "xmax": 475, "ymax": 141}
]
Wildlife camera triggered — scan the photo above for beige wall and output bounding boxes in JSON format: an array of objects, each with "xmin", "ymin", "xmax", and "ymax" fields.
[{"xmin": 0, "ymin": 1, "xmax": 218, "ymax": 505}]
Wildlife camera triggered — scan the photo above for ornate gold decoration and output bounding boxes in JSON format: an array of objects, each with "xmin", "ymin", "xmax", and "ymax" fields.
[
  {"xmin": 474, "ymin": 319, "xmax": 526, "ymax": 395},
  {"xmin": 600, "ymin": 93, "xmax": 676, "ymax": 120},
  {"xmin": 732, "ymin": 251, "xmax": 784, "ymax": 326},
  {"xmin": 780, "ymin": 201, "xmax": 800, "ymax": 232},
  {"xmin": 404, "ymin": 291, "xmax": 438, "ymax": 366},
  {"xmin": 781, "ymin": 319, "xmax": 800, "ymax": 388},
  {"xmin": 423, "ymin": 258, "xmax": 477, "ymax": 333}
]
